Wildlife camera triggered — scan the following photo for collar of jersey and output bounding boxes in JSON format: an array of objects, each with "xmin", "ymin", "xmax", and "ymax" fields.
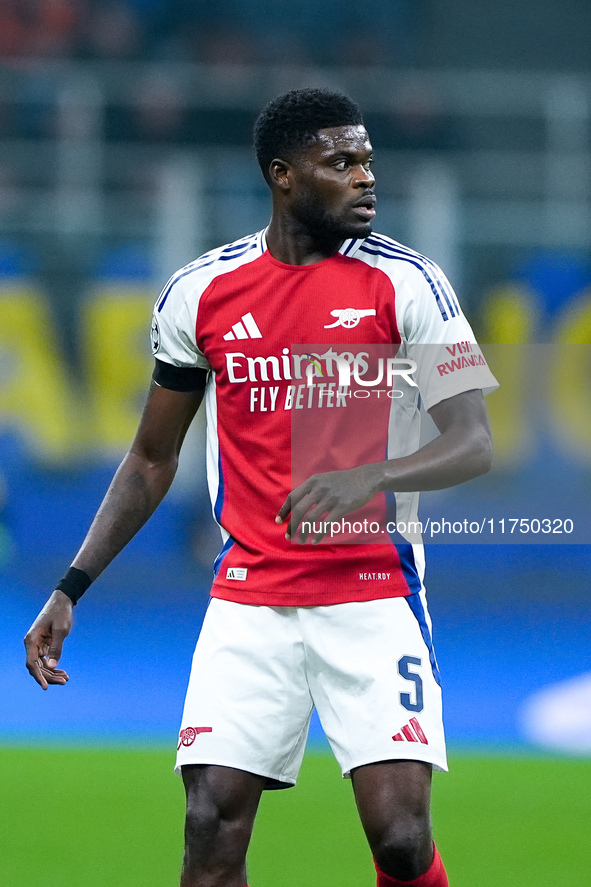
[{"xmin": 261, "ymin": 229, "xmax": 357, "ymax": 271}]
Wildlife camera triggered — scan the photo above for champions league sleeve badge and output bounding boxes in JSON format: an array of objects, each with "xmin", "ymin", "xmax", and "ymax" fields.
[{"xmin": 150, "ymin": 316, "xmax": 161, "ymax": 354}]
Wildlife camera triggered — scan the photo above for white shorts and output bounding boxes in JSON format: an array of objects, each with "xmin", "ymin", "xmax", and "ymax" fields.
[{"xmin": 175, "ymin": 594, "xmax": 447, "ymax": 786}]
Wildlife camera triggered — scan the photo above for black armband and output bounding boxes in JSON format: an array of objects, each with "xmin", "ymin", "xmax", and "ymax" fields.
[
  {"xmin": 56, "ymin": 567, "xmax": 92, "ymax": 605},
  {"xmin": 153, "ymin": 358, "xmax": 208, "ymax": 392}
]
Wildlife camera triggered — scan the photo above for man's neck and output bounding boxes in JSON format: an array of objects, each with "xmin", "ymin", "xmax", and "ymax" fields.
[{"xmin": 265, "ymin": 218, "xmax": 344, "ymax": 266}]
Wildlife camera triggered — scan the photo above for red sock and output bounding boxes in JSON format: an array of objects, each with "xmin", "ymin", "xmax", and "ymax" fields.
[{"xmin": 375, "ymin": 843, "xmax": 448, "ymax": 887}]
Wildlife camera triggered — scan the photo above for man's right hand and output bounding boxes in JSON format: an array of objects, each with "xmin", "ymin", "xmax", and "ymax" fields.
[
  {"xmin": 24, "ymin": 590, "xmax": 73, "ymax": 689},
  {"xmin": 22, "ymin": 383, "xmax": 204, "ymax": 691}
]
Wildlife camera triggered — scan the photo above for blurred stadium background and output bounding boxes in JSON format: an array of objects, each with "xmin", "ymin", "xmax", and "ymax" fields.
[{"xmin": 1, "ymin": 1, "xmax": 591, "ymax": 885}]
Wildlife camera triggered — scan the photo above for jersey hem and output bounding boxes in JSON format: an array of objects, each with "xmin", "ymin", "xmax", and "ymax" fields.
[{"xmin": 210, "ymin": 585, "xmax": 413, "ymax": 607}]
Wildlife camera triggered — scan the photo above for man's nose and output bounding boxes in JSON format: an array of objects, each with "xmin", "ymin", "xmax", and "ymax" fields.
[{"xmin": 354, "ymin": 165, "xmax": 375, "ymax": 187}]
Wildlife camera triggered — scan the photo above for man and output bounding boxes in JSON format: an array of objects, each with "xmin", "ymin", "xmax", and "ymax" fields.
[{"xmin": 25, "ymin": 88, "xmax": 497, "ymax": 887}]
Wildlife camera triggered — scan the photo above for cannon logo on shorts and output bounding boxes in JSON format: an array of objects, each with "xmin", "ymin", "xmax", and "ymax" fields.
[{"xmin": 177, "ymin": 726, "xmax": 213, "ymax": 749}]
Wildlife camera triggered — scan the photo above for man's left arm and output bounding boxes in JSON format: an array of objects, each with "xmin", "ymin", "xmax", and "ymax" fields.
[{"xmin": 277, "ymin": 388, "xmax": 492, "ymax": 543}]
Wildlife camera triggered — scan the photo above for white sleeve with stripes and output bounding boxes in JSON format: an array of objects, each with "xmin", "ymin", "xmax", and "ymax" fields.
[
  {"xmin": 399, "ymin": 261, "xmax": 498, "ymax": 411},
  {"xmin": 151, "ymin": 273, "xmax": 211, "ymax": 371}
]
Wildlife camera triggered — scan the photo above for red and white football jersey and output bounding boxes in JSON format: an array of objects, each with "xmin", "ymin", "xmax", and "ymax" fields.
[{"xmin": 152, "ymin": 230, "xmax": 497, "ymax": 606}]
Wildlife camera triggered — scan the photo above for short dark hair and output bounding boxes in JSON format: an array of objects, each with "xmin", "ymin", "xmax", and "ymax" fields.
[{"xmin": 254, "ymin": 88, "xmax": 364, "ymax": 184}]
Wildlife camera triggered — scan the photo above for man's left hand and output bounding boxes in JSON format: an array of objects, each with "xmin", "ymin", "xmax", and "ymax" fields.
[{"xmin": 276, "ymin": 465, "xmax": 379, "ymax": 544}]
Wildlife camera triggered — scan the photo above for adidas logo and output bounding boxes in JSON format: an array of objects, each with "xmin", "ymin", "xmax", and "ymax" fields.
[
  {"xmin": 226, "ymin": 567, "xmax": 248, "ymax": 581},
  {"xmin": 392, "ymin": 718, "xmax": 428, "ymax": 745},
  {"xmin": 223, "ymin": 312, "xmax": 262, "ymax": 341}
]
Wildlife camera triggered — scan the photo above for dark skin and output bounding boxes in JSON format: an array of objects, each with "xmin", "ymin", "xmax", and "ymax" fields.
[
  {"xmin": 25, "ymin": 124, "xmax": 492, "ymax": 885},
  {"xmin": 278, "ymin": 387, "xmax": 491, "ymax": 544},
  {"xmin": 24, "ymin": 382, "xmax": 204, "ymax": 689},
  {"xmin": 265, "ymin": 124, "xmax": 377, "ymax": 265}
]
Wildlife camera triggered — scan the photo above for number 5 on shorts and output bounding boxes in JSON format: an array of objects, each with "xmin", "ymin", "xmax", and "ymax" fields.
[{"xmin": 398, "ymin": 655, "xmax": 424, "ymax": 713}]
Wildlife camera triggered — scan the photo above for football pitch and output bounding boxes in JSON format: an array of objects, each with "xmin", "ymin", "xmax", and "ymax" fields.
[{"xmin": 1, "ymin": 747, "xmax": 589, "ymax": 886}]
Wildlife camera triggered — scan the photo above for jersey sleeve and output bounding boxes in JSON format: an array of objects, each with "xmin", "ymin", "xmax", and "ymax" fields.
[
  {"xmin": 150, "ymin": 272, "xmax": 211, "ymax": 371},
  {"xmin": 398, "ymin": 261, "xmax": 498, "ymax": 411}
]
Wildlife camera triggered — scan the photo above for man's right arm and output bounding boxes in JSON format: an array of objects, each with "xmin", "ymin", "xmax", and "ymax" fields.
[{"xmin": 24, "ymin": 380, "xmax": 204, "ymax": 689}]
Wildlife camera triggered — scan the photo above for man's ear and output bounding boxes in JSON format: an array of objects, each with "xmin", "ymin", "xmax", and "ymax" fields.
[{"xmin": 269, "ymin": 158, "xmax": 292, "ymax": 191}]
